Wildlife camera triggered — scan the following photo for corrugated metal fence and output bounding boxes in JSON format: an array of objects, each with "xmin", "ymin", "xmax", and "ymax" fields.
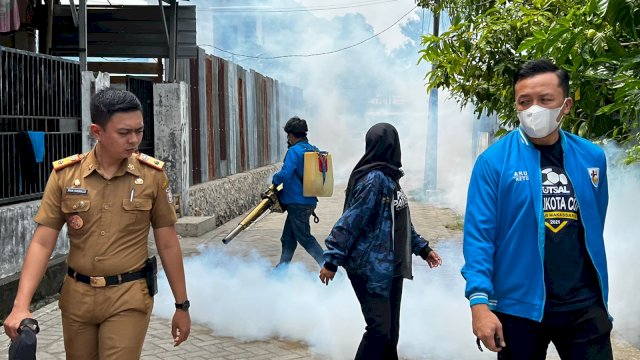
[
  {"xmin": 0, "ymin": 46, "xmax": 82, "ymax": 205},
  {"xmin": 179, "ymin": 48, "xmax": 303, "ymax": 186},
  {"xmin": 1, "ymin": 45, "xmax": 300, "ymax": 206}
]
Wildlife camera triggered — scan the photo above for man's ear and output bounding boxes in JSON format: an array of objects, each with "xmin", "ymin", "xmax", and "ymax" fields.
[
  {"xmin": 89, "ymin": 123, "xmax": 101, "ymax": 140},
  {"xmin": 563, "ymin": 98, "xmax": 573, "ymax": 115}
]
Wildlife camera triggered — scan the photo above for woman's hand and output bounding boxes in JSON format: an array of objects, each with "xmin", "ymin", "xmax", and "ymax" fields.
[
  {"xmin": 319, "ymin": 267, "xmax": 336, "ymax": 285},
  {"xmin": 426, "ymin": 250, "xmax": 443, "ymax": 268}
]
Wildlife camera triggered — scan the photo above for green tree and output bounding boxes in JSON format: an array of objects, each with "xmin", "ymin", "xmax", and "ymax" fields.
[{"xmin": 418, "ymin": 0, "xmax": 640, "ymax": 163}]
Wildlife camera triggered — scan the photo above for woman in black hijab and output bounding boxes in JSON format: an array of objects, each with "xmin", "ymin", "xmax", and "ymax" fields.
[
  {"xmin": 320, "ymin": 123, "xmax": 442, "ymax": 360},
  {"xmin": 343, "ymin": 122, "xmax": 404, "ymax": 210}
]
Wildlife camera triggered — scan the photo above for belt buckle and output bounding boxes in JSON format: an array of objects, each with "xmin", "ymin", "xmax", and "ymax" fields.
[{"xmin": 90, "ymin": 276, "xmax": 106, "ymax": 287}]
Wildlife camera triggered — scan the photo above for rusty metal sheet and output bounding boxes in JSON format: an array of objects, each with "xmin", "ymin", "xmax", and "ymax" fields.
[
  {"xmin": 49, "ymin": 5, "xmax": 197, "ymax": 58},
  {"xmin": 189, "ymin": 56, "xmax": 201, "ymax": 185},
  {"xmin": 205, "ymin": 55, "xmax": 215, "ymax": 179}
]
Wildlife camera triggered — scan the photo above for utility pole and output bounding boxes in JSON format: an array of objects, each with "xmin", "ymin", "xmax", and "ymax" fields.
[
  {"xmin": 79, "ymin": 0, "xmax": 87, "ymax": 71},
  {"xmin": 423, "ymin": 2, "xmax": 440, "ymax": 196},
  {"xmin": 168, "ymin": 0, "xmax": 179, "ymax": 82}
]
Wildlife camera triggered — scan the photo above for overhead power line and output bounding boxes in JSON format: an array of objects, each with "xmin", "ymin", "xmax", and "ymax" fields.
[
  {"xmin": 201, "ymin": 6, "xmax": 418, "ymax": 60},
  {"xmin": 198, "ymin": 0, "xmax": 400, "ymax": 13}
]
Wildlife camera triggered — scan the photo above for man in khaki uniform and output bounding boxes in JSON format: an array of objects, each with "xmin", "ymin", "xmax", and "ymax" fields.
[{"xmin": 3, "ymin": 89, "xmax": 191, "ymax": 359}]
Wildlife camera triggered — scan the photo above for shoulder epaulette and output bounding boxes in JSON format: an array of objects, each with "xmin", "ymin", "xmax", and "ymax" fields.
[
  {"xmin": 136, "ymin": 153, "xmax": 164, "ymax": 170},
  {"xmin": 52, "ymin": 154, "xmax": 85, "ymax": 171}
]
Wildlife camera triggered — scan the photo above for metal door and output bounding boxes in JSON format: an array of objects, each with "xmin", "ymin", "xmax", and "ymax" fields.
[{"xmin": 126, "ymin": 76, "xmax": 154, "ymax": 156}]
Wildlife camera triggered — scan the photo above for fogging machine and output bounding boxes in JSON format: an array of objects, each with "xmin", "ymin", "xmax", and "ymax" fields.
[{"xmin": 222, "ymin": 183, "xmax": 285, "ymax": 244}]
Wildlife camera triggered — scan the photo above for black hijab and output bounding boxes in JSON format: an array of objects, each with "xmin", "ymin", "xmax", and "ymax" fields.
[{"xmin": 344, "ymin": 123, "xmax": 404, "ymax": 210}]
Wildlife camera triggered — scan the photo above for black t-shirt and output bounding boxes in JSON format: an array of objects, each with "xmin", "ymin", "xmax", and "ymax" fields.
[
  {"xmin": 535, "ymin": 141, "xmax": 600, "ymax": 311},
  {"xmin": 393, "ymin": 185, "xmax": 412, "ymax": 279}
]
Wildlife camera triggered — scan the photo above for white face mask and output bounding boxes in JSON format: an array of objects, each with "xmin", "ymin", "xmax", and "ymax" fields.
[{"xmin": 517, "ymin": 99, "xmax": 567, "ymax": 138}]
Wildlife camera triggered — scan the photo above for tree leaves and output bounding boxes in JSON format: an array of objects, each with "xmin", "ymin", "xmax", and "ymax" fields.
[
  {"xmin": 605, "ymin": 0, "xmax": 640, "ymax": 38},
  {"xmin": 417, "ymin": 0, "xmax": 640, "ymax": 163}
]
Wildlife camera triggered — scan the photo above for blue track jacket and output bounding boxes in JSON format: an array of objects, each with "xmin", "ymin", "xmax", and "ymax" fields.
[
  {"xmin": 462, "ymin": 128, "xmax": 609, "ymax": 322},
  {"xmin": 272, "ymin": 140, "xmax": 318, "ymax": 205}
]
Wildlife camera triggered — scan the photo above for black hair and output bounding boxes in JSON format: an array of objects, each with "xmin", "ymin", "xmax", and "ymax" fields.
[
  {"xmin": 513, "ymin": 59, "xmax": 570, "ymax": 97},
  {"xmin": 290, "ymin": 132, "xmax": 306, "ymax": 139},
  {"xmin": 90, "ymin": 88, "xmax": 143, "ymax": 127},
  {"xmin": 284, "ymin": 116, "xmax": 308, "ymax": 136}
]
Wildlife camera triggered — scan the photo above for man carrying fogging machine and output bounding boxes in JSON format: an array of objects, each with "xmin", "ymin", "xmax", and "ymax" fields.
[{"xmin": 223, "ymin": 116, "xmax": 333, "ymax": 270}]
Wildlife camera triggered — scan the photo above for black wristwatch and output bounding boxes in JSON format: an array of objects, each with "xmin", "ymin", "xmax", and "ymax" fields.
[{"xmin": 175, "ymin": 300, "xmax": 190, "ymax": 311}]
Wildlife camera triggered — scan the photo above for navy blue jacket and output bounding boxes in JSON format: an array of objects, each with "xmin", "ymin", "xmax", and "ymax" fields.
[{"xmin": 324, "ymin": 170, "xmax": 429, "ymax": 296}]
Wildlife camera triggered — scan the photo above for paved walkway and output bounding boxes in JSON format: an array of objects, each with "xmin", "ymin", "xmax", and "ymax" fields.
[{"xmin": 2, "ymin": 187, "xmax": 639, "ymax": 359}]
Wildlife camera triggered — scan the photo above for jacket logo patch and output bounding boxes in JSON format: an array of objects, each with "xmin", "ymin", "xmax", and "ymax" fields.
[
  {"xmin": 512, "ymin": 170, "xmax": 529, "ymax": 182},
  {"xmin": 588, "ymin": 167, "xmax": 600, "ymax": 188},
  {"xmin": 394, "ymin": 190, "xmax": 408, "ymax": 211}
]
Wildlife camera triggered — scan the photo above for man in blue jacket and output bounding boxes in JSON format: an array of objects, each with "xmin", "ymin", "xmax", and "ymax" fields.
[
  {"xmin": 463, "ymin": 59, "xmax": 612, "ymax": 359},
  {"xmin": 272, "ymin": 116, "xmax": 325, "ymax": 268}
]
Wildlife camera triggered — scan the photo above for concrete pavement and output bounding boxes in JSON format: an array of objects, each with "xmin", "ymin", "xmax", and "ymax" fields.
[{"xmin": 1, "ymin": 187, "xmax": 639, "ymax": 359}]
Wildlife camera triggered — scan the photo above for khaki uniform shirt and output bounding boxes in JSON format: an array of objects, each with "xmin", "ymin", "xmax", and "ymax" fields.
[{"xmin": 34, "ymin": 147, "xmax": 177, "ymax": 276}]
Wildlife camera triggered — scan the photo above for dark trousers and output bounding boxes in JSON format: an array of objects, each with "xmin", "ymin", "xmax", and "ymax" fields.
[
  {"xmin": 277, "ymin": 204, "xmax": 324, "ymax": 267},
  {"xmin": 349, "ymin": 274, "xmax": 404, "ymax": 360},
  {"xmin": 496, "ymin": 303, "xmax": 613, "ymax": 360}
]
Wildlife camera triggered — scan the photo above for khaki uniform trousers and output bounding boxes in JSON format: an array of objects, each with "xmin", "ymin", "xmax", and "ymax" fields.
[{"xmin": 59, "ymin": 275, "xmax": 153, "ymax": 360}]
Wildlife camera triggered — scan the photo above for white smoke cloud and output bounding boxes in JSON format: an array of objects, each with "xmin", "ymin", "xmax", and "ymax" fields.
[
  {"xmin": 602, "ymin": 143, "xmax": 640, "ymax": 347},
  {"xmin": 154, "ymin": 243, "xmax": 493, "ymax": 360},
  {"xmin": 189, "ymin": 0, "xmax": 457, "ymax": 191},
  {"xmin": 153, "ymin": 249, "xmax": 363, "ymax": 359}
]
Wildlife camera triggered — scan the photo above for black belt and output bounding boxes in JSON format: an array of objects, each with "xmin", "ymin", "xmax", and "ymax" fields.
[{"xmin": 67, "ymin": 267, "xmax": 146, "ymax": 288}]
